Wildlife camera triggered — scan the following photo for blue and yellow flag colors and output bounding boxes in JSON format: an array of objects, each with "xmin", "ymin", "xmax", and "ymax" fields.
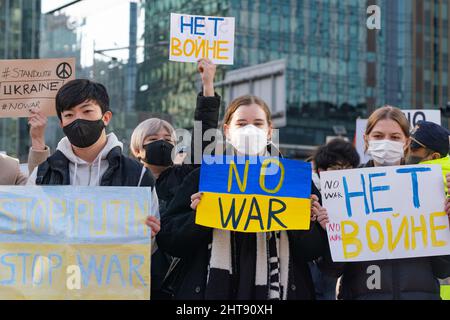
[
  {"xmin": 196, "ymin": 155, "xmax": 312, "ymax": 232},
  {"xmin": 0, "ymin": 186, "xmax": 151, "ymax": 300}
]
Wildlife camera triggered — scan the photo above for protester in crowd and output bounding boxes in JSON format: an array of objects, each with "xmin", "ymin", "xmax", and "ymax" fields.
[
  {"xmin": 406, "ymin": 120, "xmax": 450, "ymax": 194},
  {"xmin": 27, "ymin": 107, "xmax": 52, "ymax": 174},
  {"xmin": 0, "ymin": 108, "xmax": 50, "ymax": 185},
  {"xmin": 157, "ymin": 93, "xmax": 329, "ymax": 300},
  {"xmin": 26, "ymin": 79, "xmax": 160, "ymax": 238},
  {"xmin": 316, "ymin": 106, "xmax": 450, "ymax": 300},
  {"xmin": 130, "ymin": 58, "xmax": 220, "ymax": 215},
  {"xmin": 309, "ymin": 138, "xmax": 360, "ymax": 300},
  {"xmin": 312, "ymin": 138, "xmax": 360, "ymax": 191},
  {"xmin": 129, "ymin": 58, "xmax": 221, "ymax": 299}
]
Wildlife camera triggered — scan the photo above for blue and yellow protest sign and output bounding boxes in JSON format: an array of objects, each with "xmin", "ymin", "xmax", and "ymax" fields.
[
  {"xmin": 0, "ymin": 186, "xmax": 152, "ymax": 300},
  {"xmin": 196, "ymin": 156, "xmax": 312, "ymax": 232},
  {"xmin": 320, "ymin": 164, "xmax": 450, "ymax": 262}
]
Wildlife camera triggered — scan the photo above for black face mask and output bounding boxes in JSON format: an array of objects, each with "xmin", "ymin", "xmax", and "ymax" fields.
[
  {"xmin": 405, "ymin": 155, "xmax": 424, "ymax": 165},
  {"xmin": 144, "ymin": 140, "xmax": 174, "ymax": 166},
  {"xmin": 63, "ymin": 118, "xmax": 105, "ymax": 148}
]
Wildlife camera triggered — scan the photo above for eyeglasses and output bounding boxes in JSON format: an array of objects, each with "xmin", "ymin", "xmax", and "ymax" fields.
[{"xmin": 411, "ymin": 137, "xmax": 428, "ymax": 149}]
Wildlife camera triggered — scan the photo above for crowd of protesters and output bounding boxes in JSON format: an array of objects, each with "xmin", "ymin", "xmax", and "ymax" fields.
[{"xmin": 3, "ymin": 58, "xmax": 450, "ymax": 300}]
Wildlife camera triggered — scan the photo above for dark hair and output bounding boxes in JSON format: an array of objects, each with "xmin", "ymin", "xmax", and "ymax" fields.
[
  {"xmin": 314, "ymin": 139, "xmax": 360, "ymax": 171},
  {"xmin": 55, "ymin": 79, "xmax": 110, "ymax": 120}
]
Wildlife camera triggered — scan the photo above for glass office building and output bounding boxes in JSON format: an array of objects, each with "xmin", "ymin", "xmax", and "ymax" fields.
[
  {"xmin": 0, "ymin": 0, "xmax": 41, "ymax": 160},
  {"xmin": 1, "ymin": 0, "xmax": 450, "ymax": 160}
]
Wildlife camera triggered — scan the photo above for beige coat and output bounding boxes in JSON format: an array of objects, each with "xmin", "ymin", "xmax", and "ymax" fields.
[{"xmin": 0, "ymin": 147, "xmax": 50, "ymax": 185}]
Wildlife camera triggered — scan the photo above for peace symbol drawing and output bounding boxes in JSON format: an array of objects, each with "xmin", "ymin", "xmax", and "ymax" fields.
[{"xmin": 56, "ymin": 62, "xmax": 73, "ymax": 79}]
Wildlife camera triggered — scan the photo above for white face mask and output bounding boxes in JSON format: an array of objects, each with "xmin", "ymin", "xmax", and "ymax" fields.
[
  {"xmin": 367, "ymin": 139, "xmax": 405, "ymax": 166},
  {"xmin": 228, "ymin": 124, "xmax": 268, "ymax": 156}
]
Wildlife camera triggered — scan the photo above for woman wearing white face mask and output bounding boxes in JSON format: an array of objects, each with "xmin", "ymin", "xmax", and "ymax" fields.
[
  {"xmin": 363, "ymin": 106, "xmax": 411, "ymax": 167},
  {"xmin": 223, "ymin": 95, "xmax": 273, "ymax": 156},
  {"xmin": 157, "ymin": 95, "xmax": 330, "ymax": 300},
  {"xmin": 316, "ymin": 106, "xmax": 450, "ymax": 300}
]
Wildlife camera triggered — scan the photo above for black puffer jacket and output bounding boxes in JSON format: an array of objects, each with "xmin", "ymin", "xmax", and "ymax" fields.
[
  {"xmin": 151, "ymin": 92, "xmax": 221, "ymax": 299},
  {"xmin": 157, "ymin": 168, "xmax": 330, "ymax": 300},
  {"xmin": 335, "ymin": 256, "xmax": 450, "ymax": 300},
  {"xmin": 36, "ymin": 146, "xmax": 155, "ymax": 187},
  {"xmin": 320, "ymin": 160, "xmax": 450, "ymax": 300},
  {"xmin": 156, "ymin": 92, "xmax": 221, "ymax": 216}
]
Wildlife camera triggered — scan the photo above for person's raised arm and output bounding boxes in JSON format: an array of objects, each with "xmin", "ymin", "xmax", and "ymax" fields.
[
  {"xmin": 198, "ymin": 58, "xmax": 216, "ymax": 97},
  {"xmin": 189, "ymin": 59, "xmax": 221, "ymax": 166},
  {"xmin": 28, "ymin": 107, "xmax": 50, "ymax": 174}
]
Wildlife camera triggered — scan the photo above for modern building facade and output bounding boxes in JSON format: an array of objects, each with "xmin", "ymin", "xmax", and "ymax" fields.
[
  {"xmin": 2, "ymin": 0, "xmax": 450, "ymax": 159},
  {"xmin": 137, "ymin": 0, "xmax": 450, "ymax": 157},
  {"xmin": 0, "ymin": 0, "xmax": 41, "ymax": 160}
]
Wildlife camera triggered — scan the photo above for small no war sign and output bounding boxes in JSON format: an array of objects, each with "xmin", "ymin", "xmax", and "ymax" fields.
[
  {"xmin": 320, "ymin": 165, "xmax": 450, "ymax": 262},
  {"xmin": 196, "ymin": 156, "xmax": 312, "ymax": 232},
  {"xmin": 0, "ymin": 186, "xmax": 151, "ymax": 299},
  {"xmin": 169, "ymin": 13, "xmax": 235, "ymax": 65},
  {"xmin": 0, "ymin": 58, "xmax": 75, "ymax": 117}
]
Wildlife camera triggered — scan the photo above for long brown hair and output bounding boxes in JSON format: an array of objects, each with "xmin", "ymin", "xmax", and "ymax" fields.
[
  {"xmin": 364, "ymin": 105, "xmax": 410, "ymax": 151},
  {"xmin": 365, "ymin": 105, "xmax": 410, "ymax": 137},
  {"xmin": 222, "ymin": 95, "xmax": 272, "ymax": 127}
]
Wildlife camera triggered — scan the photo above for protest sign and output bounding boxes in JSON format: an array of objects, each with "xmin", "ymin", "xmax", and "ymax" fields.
[
  {"xmin": 196, "ymin": 156, "xmax": 312, "ymax": 232},
  {"xmin": 320, "ymin": 165, "xmax": 450, "ymax": 262},
  {"xmin": 169, "ymin": 13, "xmax": 235, "ymax": 65},
  {"xmin": 0, "ymin": 58, "xmax": 75, "ymax": 118},
  {"xmin": 355, "ymin": 109, "xmax": 442, "ymax": 163},
  {"xmin": 0, "ymin": 186, "xmax": 151, "ymax": 300}
]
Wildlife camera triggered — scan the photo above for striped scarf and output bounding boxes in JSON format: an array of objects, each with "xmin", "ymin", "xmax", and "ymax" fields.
[{"xmin": 204, "ymin": 229, "xmax": 290, "ymax": 300}]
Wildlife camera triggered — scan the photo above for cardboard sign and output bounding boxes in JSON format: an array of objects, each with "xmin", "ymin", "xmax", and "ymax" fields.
[
  {"xmin": 0, "ymin": 186, "xmax": 151, "ymax": 300},
  {"xmin": 320, "ymin": 165, "xmax": 450, "ymax": 262},
  {"xmin": 0, "ymin": 58, "xmax": 76, "ymax": 118},
  {"xmin": 196, "ymin": 156, "xmax": 312, "ymax": 232},
  {"xmin": 169, "ymin": 13, "xmax": 235, "ymax": 65}
]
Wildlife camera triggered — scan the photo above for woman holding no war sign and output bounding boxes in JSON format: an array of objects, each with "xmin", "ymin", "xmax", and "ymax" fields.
[
  {"xmin": 317, "ymin": 106, "xmax": 450, "ymax": 300},
  {"xmin": 157, "ymin": 91, "xmax": 330, "ymax": 300}
]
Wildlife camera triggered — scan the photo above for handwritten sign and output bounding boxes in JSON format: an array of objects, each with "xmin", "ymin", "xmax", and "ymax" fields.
[
  {"xmin": 320, "ymin": 165, "xmax": 450, "ymax": 262},
  {"xmin": 196, "ymin": 156, "xmax": 312, "ymax": 232},
  {"xmin": 0, "ymin": 58, "xmax": 76, "ymax": 118},
  {"xmin": 169, "ymin": 13, "xmax": 235, "ymax": 65},
  {"xmin": 0, "ymin": 186, "xmax": 151, "ymax": 300}
]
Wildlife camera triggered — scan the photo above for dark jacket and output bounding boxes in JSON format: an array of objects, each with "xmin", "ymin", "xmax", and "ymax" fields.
[
  {"xmin": 152, "ymin": 92, "xmax": 221, "ymax": 299},
  {"xmin": 319, "ymin": 160, "xmax": 450, "ymax": 300},
  {"xmin": 36, "ymin": 146, "xmax": 155, "ymax": 187},
  {"xmin": 157, "ymin": 167, "xmax": 330, "ymax": 300},
  {"xmin": 156, "ymin": 92, "xmax": 221, "ymax": 216}
]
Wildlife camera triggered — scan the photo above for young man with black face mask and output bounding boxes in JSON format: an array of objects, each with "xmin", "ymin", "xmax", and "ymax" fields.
[{"xmin": 27, "ymin": 79, "xmax": 160, "ymax": 238}]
